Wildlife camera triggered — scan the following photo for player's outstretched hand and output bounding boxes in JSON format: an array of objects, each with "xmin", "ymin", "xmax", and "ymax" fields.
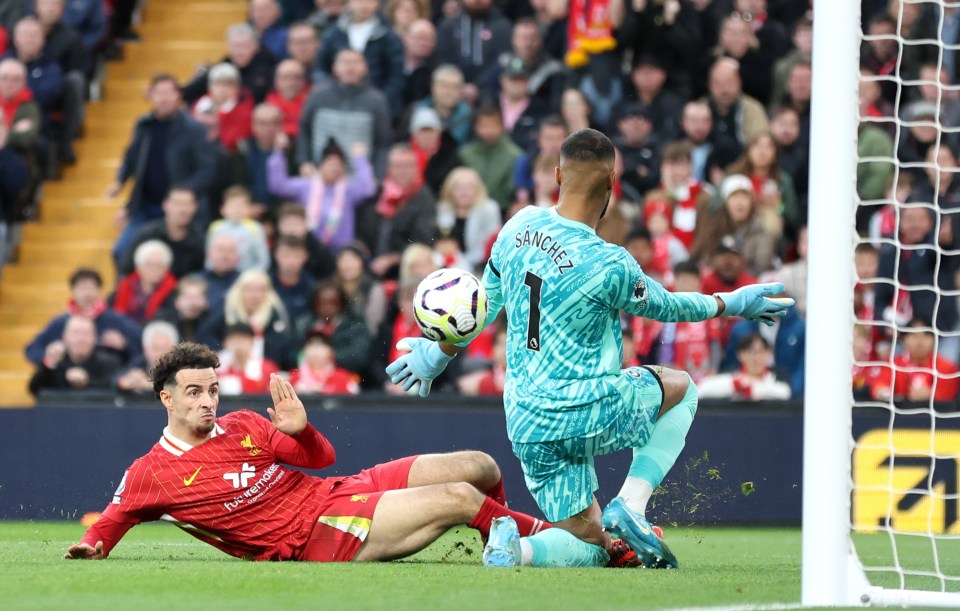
[
  {"xmin": 715, "ymin": 282, "xmax": 795, "ymax": 326},
  {"xmin": 268, "ymin": 373, "xmax": 308, "ymax": 436},
  {"xmin": 64, "ymin": 541, "xmax": 104, "ymax": 560},
  {"xmin": 385, "ymin": 338, "xmax": 456, "ymax": 398}
]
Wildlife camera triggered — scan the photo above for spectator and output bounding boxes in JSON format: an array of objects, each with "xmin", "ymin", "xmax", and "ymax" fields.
[
  {"xmin": 679, "ymin": 99, "xmax": 740, "ymax": 184},
  {"xmin": 852, "ymin": 323, "xmax": 887, "ymax": 401},
  {"xmin": 285, "ymin": 21, "xmax": 322, "ymax": 83},
  {"xmin": 192, "ymin": 63, "xmax": 254, "ymax": 152},
  {"xmin": 612, "ymin": 0, "xmax": 701, "ymax": 96},
  {"xmin": 613, "ymin": 103, "xmax": 661, "ymax": 198},
  {"xmin": 408, "ymin": 106, "xmax": 460, "ymax": 195},
  {"xmin": 274, "ymin": 202, "xmax": 337, "ymax": 280},
  {"xmin": 115, "ymin": 321, "xmax": 180, "ymax": 394},
  {"xmin": 435, "ymin": 0, "xmax": 511, "ymax": 92},
  {"xmin": 414, "ymin": 63, "xmax": 472, "ymax": 146},
  {"xmin": 250, "ymin": 0, "xmax": 288, "ymax": 60},
  {"xmin": 698, "ymin": 12, "xmax": 772, "ymax": 107},
  {"xmin": 306, "ymin": 0, "xmax": 346, "ymax": 40},
  {"xmin": 33, "ymin": 0, "xmax": 85, "ymax": 164},
  {"xmin": 719, "ymin": 132, "xmax": 799, "ymax": 237},
  {"xmin": 270, "ymin": 234, "xmax": 317, "ymax": 327},
  {"xmin": 317, "ymin": 0, "xmax": 406, "ymax": 112},
  {"xmin": 658, "ymin": 140, "xmax": 712, "ymax": 250},
  {"xmin": 638, "ymin": 194, "xmax": 687, "ymax": 281},
  {"xmin": 118, "ymin": 186, "xmax": 205, "ymax": 279},
  {"xmin": 733, "ymin": 0, "xmax": 791, "ymax": 60},
  {"xmin": 334, "ymin": 242, "xmax": 377, "ymax": 327},
  {"xmin": 626, "ymin": 54, "xmax": 683, "ymax": 143},
  {"xmin": 871, "ymin": 317, "xmax": 960, "ymax": 403},
  {"xmin": 372, "ymin": 277, "xmax": 429, "ymax": 392},
  {"xmin": 269, "ymin": 136, "xmax": 375, "ymax": 253},
  {"xmin": 698, "ymin": 175, "xmax": 779, "ymax": 275},
  {"xmin": 0, "ymin": 60, "xmax": 37, "ymax": 169},
  {"xmin": 303, "ymin": 280, "xmax": 372, "ymax": 377},
  {"xmin": 207, "ymin": 185, "xmax": 271, "ymax": 273},
  {"xmin": 493, "ymin": 18, "xmax": 565, "ymax": 112},
  {"xmin": 459, "ymin": 105, "xmax": 522, "ymax": 210},
  {"xmin": 859, "ymin": 67, "xmax": 895, "ymax": 134},
  {"xmin": 512, "ymin": 115, "xmax": 565, "ymax": 201},
  {"xmin": 182, "ymin": 23, "xmax": 278, "ymax": 105},
  {"xmin": 771, "ymin": 16, "xmax": 812, "ymax": 107},
  {"xmin": 107, "ymin": 74, "xmax": 214, "ymax": 268},
  {"xmin": 289, "ymin": 328, "xmax": 360, "ymax": 394},
  {"xmin": 771, "ymin": 225, "xmax": 808, "ymax": 318},
  {"xmin": 110, "ymin": 240, "xmax": 179, "ymax": 325},
  {"xmin": 777, "ymin": 61, "xmax": 811, "ymax": 145},
  {"xmin": 265, "ymin": 59, "xmax": 308, "ymax": 137},
  {"xmin": 457, "ymin": 325, "xmax": 506, "ymax": 396},
  {"xmin": 769, "ymin": 106, "xmax": 808, "ymax": 203},
  {"xmin": 30, "ymin": 0, "xmax": 106, "ymax": 63},
  {"xmin": 705, "ymin": 57, "xmax": 768, "ymax": 148},
  {"xmin": 559, "ymin": 87, "xmax": 593, "ymax": 134},
  {"xmin": 400, "ymin": 19, "xmax": 437, "ymax": 109},
  {"xmin": 897, "ymin": 100, "xmax": 940, "ymax": 180},
  {"xmin": 861, "ymin": 14, "xmax": 898, "ymax": 105},
  {"xmin": 231, "ymin": 103, "xmax": 288, "ymax": 218},
  {"xmin": 527, "ymin": 0, "xmax": 567, "ymax": 60},
  {"xmin": 25, "ymin": 267, "xmax": 141, "ymax": 367},
  {"xmin": 876, "ymin": 206, "xmax": 957, "ymax": 332},
  {"xmin": 198, "ymin": 269, "xmax": 296, "ymax": 368},
  {"xmin": 916, "ymin": 144, "xmax": 960, "ymax": 212},
  {"xmin": 699, "ymin": 235, "xmax": 758, "ymax": 346},
  {"xmin": 436, "ymin": 167, "xmax": 501, "ymax": 271},
  {"xmin": 0, "ymin": 115, "xmax": 28, "ymax": 261},
  {"xmin": 384, "ymin": 0, "xmax": 429, "ymax": 34},
  {"xmin": 10, "ymin": 17, "xmax": 63, "ymax": 114},
  {"xmin": 356, "ymin": 144, "xmax": 437, "ymax": 277},
  {"xmin": 156, "ymin": 275, "xmax": 211, "ymax": 344},
  {"xmin": 297, "ymin": 48, "xmax": 391, "ymax": 177},
  {"xmin": 202, "ymin": 234, "xmax": 242, "ymax": 315},
  {"xmin": 856, "ymin": 120, "xmax": 895, "ymax": 233},
  {"xmin": 698, "ymin": 332, "xmax": 791, "ymax": 400},
  {"xmin": 490, "ymin": 56, "xmax": 548, "ymax": 151},
  {"xmin": 28, "ymin": 315, "xmax": 123, "ymax": 396},
  {"xmin": 217, "ymin": 322, "xmax": 282, "ymax": 394}
]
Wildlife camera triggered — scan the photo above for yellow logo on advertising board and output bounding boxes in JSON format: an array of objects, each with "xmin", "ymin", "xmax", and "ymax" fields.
[{"xmin": 853, "ymin": 429, "xmax": 960, "ymax": 534}]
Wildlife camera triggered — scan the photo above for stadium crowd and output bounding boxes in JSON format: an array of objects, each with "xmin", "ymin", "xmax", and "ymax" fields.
[{"xmin": 18, "ymin": 0, "xmax": 960, "ymax": 406}]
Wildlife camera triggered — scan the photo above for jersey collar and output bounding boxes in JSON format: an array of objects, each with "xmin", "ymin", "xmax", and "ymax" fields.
[{"xmin": 159, "ymin": 422, "xmax": 225, "ymax": 456}]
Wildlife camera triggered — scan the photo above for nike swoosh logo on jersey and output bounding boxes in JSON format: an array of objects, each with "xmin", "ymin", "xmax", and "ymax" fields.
[{"xmin": 183, "ymin": 467, "xmax": 202, "ymax": 486}]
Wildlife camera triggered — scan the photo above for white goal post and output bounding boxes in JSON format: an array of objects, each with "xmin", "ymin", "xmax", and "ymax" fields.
[{"xmin": 804, "ymin": 1, "xmax": 960, "ymax": 607}]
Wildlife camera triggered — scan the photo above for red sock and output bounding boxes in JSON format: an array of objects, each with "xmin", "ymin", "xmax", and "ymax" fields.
[
  {"xmin": 485, "ymin": 477, "xmax": 506, "ymax": 506},
  {"xmin": 468, "ymin": 496, "xmax": 552, "ymax": 540}
]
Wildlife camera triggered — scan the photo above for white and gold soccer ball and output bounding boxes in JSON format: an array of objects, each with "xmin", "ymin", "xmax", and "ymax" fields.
[{"xmin": 413, "ymin": 268, "xmax": 489, "ymax": 343}]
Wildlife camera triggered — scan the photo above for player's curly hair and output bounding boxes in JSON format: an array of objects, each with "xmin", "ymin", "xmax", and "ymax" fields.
[{"xmin": 150, "ymin": 342, "xmax": 221, "ymax": 399}]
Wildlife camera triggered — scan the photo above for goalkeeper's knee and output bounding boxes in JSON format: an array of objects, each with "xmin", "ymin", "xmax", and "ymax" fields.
[{"xmin": 658, "ymin": 369, "xmax": 698, "ymax": 419}]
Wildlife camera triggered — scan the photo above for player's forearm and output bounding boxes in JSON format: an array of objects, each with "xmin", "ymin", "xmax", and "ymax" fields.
[
  {"xmin": 271, "ymin": 423, "xmax": 336, "ymax": 469},
  {"xmin": 80, "ymin": 512, "xmax": 136, "ymax": 558},
  {"xmin": 647, "ymin": 291, "xmax": 721, "ymax": 322}
]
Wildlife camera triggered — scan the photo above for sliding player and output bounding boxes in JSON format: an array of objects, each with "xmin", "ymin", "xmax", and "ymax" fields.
[
  {"xmin": 65, "ymin": 343, "xmax": 550, "ymax": 563},
  {"xmin": 386, "ymin": 129, "xmax": 793, "ymax": 569}
]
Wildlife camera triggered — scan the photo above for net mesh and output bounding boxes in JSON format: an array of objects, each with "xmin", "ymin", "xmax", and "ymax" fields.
[{"xmin": 853, "ymin": 0, "xmax": 960, "ymax": 594}]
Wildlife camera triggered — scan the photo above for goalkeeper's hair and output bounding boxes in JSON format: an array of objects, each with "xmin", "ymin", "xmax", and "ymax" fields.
[
  {"xmin": 560, "ymin": 128, "xmax": 615, "ymax": 165},
  {"xmin": 150, "ymin": 342, "xmax": 221, "ymax": 399}
]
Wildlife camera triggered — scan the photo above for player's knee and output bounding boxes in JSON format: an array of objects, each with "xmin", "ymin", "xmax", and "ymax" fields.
[
  {"xmin": 659, "ymin": 369, "xmax": 695, "ymax": 417},
  {"xmin": 444, "ymin": 481, "xmax": 485, "ymax": 512},
  {"xmin": 462, "ymin": 451, "xmax": 500, "ymax": 489}
]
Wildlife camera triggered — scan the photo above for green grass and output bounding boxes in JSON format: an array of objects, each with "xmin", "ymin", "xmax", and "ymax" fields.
[{"xmin": 0, "ymin": 522, "xmax": 957, "ymax": 610}]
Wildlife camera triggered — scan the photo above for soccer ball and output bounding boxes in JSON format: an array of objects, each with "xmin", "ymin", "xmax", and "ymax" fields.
[{"xmin": 413, "ymin": 268, "xmax": 489, "ymax": 343}]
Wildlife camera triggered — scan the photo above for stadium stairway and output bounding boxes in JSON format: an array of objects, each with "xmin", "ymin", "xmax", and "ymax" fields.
[{"xmin": 0, "ymin": 0, "xmax": 247, "ymax": 407}]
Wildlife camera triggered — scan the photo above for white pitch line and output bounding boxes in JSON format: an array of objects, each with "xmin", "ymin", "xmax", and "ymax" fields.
[{"xmin": 667, "ymin": 603, "xmax": 801, "ymax": 611}]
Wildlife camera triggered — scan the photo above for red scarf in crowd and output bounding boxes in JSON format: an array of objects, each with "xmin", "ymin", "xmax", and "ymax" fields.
[
  {"xmin": 67, "ymin": 298, "xmax": 107, "ymax": 319},
  {"xmin": 566, "ymin": 0, "xmax": 616, "ymax": 68},
  {"xmin": 112, "ymin": 271, "xmax": 178, "ymax": 321},
  {"xmin": 0, "ymin": 88, "xmax": 32, "ymax": 126},
  {"xmin": 375, "ymin": 176, "xmax": 423, "ymax": 219}
]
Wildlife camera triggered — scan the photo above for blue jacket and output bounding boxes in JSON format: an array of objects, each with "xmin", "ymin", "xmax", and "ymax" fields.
[
  {"xmin": 27, "ymin": 0, "xmax": 107, "ymax": 51},
  {"xmin": 318, "ymin": 13, "xmax": 405, "ymax": 111},
  {"xmin": 25, "ymin": 310, "xmax": 143, "ymax": 367},
  {"xmin": 117, "ymin": 110, "xmax": 216, "ymax": 215},
  {"xmin": 3, "ymin": 55, "xmax": 64, "ymax": 111},
  {"xmin": 258, "ymin": 23, "xmax": 289, "ymax": 60},
  {"xmin": 721, "ymin": 307, "xmax": 806, "ymax": 398}
]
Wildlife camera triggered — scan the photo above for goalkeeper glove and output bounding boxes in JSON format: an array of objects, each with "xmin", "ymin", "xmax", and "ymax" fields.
[
  {"xmin": 715, "ymin": 282, "xmax": 795, "ymax": 326},
  {"xmin": 385, "ymin": 338, "xmax": 456, "ymax": 398}
]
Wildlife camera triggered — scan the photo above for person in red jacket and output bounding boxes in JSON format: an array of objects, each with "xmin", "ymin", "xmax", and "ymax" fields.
[
  {"xmin": 64, "ymin": 342, "xmax": 550, "ymax": 563},
  {"xmin": 192, "ymin": 62, "xmax": 254, "ymax": 152},
  {"xmin": 265, "ymin": 59, "xmax": 308, "ymax": 137},
  {"xmin": 289, "ymin": 329, "xmax": 360, "ymax": 395},
  {"xmin": 216, "ymin": 322, "xmax": 281, "ymax": 394},
  {"xmin": 871, "ymin": 318, "xmax": 960, "ymax": 403}
]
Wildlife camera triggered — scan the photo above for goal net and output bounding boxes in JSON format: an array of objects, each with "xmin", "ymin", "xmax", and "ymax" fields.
[{"xmin": 805, "ymin": 1, "xmax": 960, "ymax": 607}]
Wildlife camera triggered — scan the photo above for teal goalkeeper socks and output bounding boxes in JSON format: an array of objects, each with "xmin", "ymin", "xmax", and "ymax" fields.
[
  {"xmin": 628, "ymin": 376, "xmax": 698, "ymax": 489},
  {"xmin": 524, "ymin": 528, "xmax": 610, "ymax": 568}
]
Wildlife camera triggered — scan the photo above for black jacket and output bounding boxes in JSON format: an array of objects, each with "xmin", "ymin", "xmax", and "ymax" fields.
[
  {"xmin": 29, "ymin": 349, "xmax": 123, "ymax": 396},
  {"xmin": 181, "ymin": 50, "xmax": 278, "ymax": 104},
  {"xmin": 355, "ymin": 186, "xmax": 437, "ymax": 259},
  {"xmin": 116, "ymin": 111, "xmax": 216, "ymax": 215}
]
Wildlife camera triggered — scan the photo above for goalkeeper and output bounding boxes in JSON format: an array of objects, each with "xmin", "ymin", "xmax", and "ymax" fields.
[{"xmin": 386, "ymin": 129, "xmax": 793, "ymax": 570}]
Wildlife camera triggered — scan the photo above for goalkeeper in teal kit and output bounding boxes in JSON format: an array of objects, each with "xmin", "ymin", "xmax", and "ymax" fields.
[{"xmin": 386, "ymin": 129, "xmax": 793, "ymax": 569}]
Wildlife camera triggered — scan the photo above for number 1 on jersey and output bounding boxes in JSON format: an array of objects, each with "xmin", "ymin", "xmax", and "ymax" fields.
[{"xmin": 524, "ymin": 272, "xmax": 542, "ymax": 351}]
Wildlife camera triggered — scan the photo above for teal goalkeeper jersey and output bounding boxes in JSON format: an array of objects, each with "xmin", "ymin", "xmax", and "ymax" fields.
[{"xmin": 476, "ymin": 206, "xmax": 719, "ymax": 443}]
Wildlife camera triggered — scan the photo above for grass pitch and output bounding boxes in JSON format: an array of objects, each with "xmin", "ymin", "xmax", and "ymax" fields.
[{"xmin": 1, "ymin": 522, "xmax": 957, "ymax": 610}]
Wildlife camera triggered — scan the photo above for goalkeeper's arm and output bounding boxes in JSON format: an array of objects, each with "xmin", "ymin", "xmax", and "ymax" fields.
[{"xmin": 441, "ymin": 259, "xmax": 506, "ymax": 356}]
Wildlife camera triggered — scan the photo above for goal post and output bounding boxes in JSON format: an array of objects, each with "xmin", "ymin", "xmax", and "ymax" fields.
[
  {"xmin": 803, "ymin": 0, "xmax": 862, "ymax": 604},
  {"xmin": 804, "ymin": 1, "xmax": 960, "ymax": 607}
]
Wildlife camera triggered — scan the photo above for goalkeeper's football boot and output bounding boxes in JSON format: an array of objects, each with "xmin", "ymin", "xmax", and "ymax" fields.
[
  {"xmin": 482, "ymin": 516, "xmax": 521, "ymax": 567},
  {"xmin": 601, "ymin": 497, "xmax": 678, "ymax": 569}
]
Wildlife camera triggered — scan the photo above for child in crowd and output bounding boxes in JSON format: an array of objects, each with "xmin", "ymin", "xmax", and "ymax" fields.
[
  {"xmin": 290, "ymin": 329, "xmax": 360, "ymax": 395},
  {"xmin": 207, "ymin": 186, "xmax": 271, "ymax": 273}
]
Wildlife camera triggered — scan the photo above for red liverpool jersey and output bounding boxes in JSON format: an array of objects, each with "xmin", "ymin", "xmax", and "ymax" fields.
[{"xmin": 80, "ymin": 410, "xmax": 336, "ymax": 561}]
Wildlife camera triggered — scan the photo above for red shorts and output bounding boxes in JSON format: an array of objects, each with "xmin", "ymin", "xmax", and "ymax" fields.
[{"xmin": 300, "ymin": 455, "xmax": 418, "ymax": 562}]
